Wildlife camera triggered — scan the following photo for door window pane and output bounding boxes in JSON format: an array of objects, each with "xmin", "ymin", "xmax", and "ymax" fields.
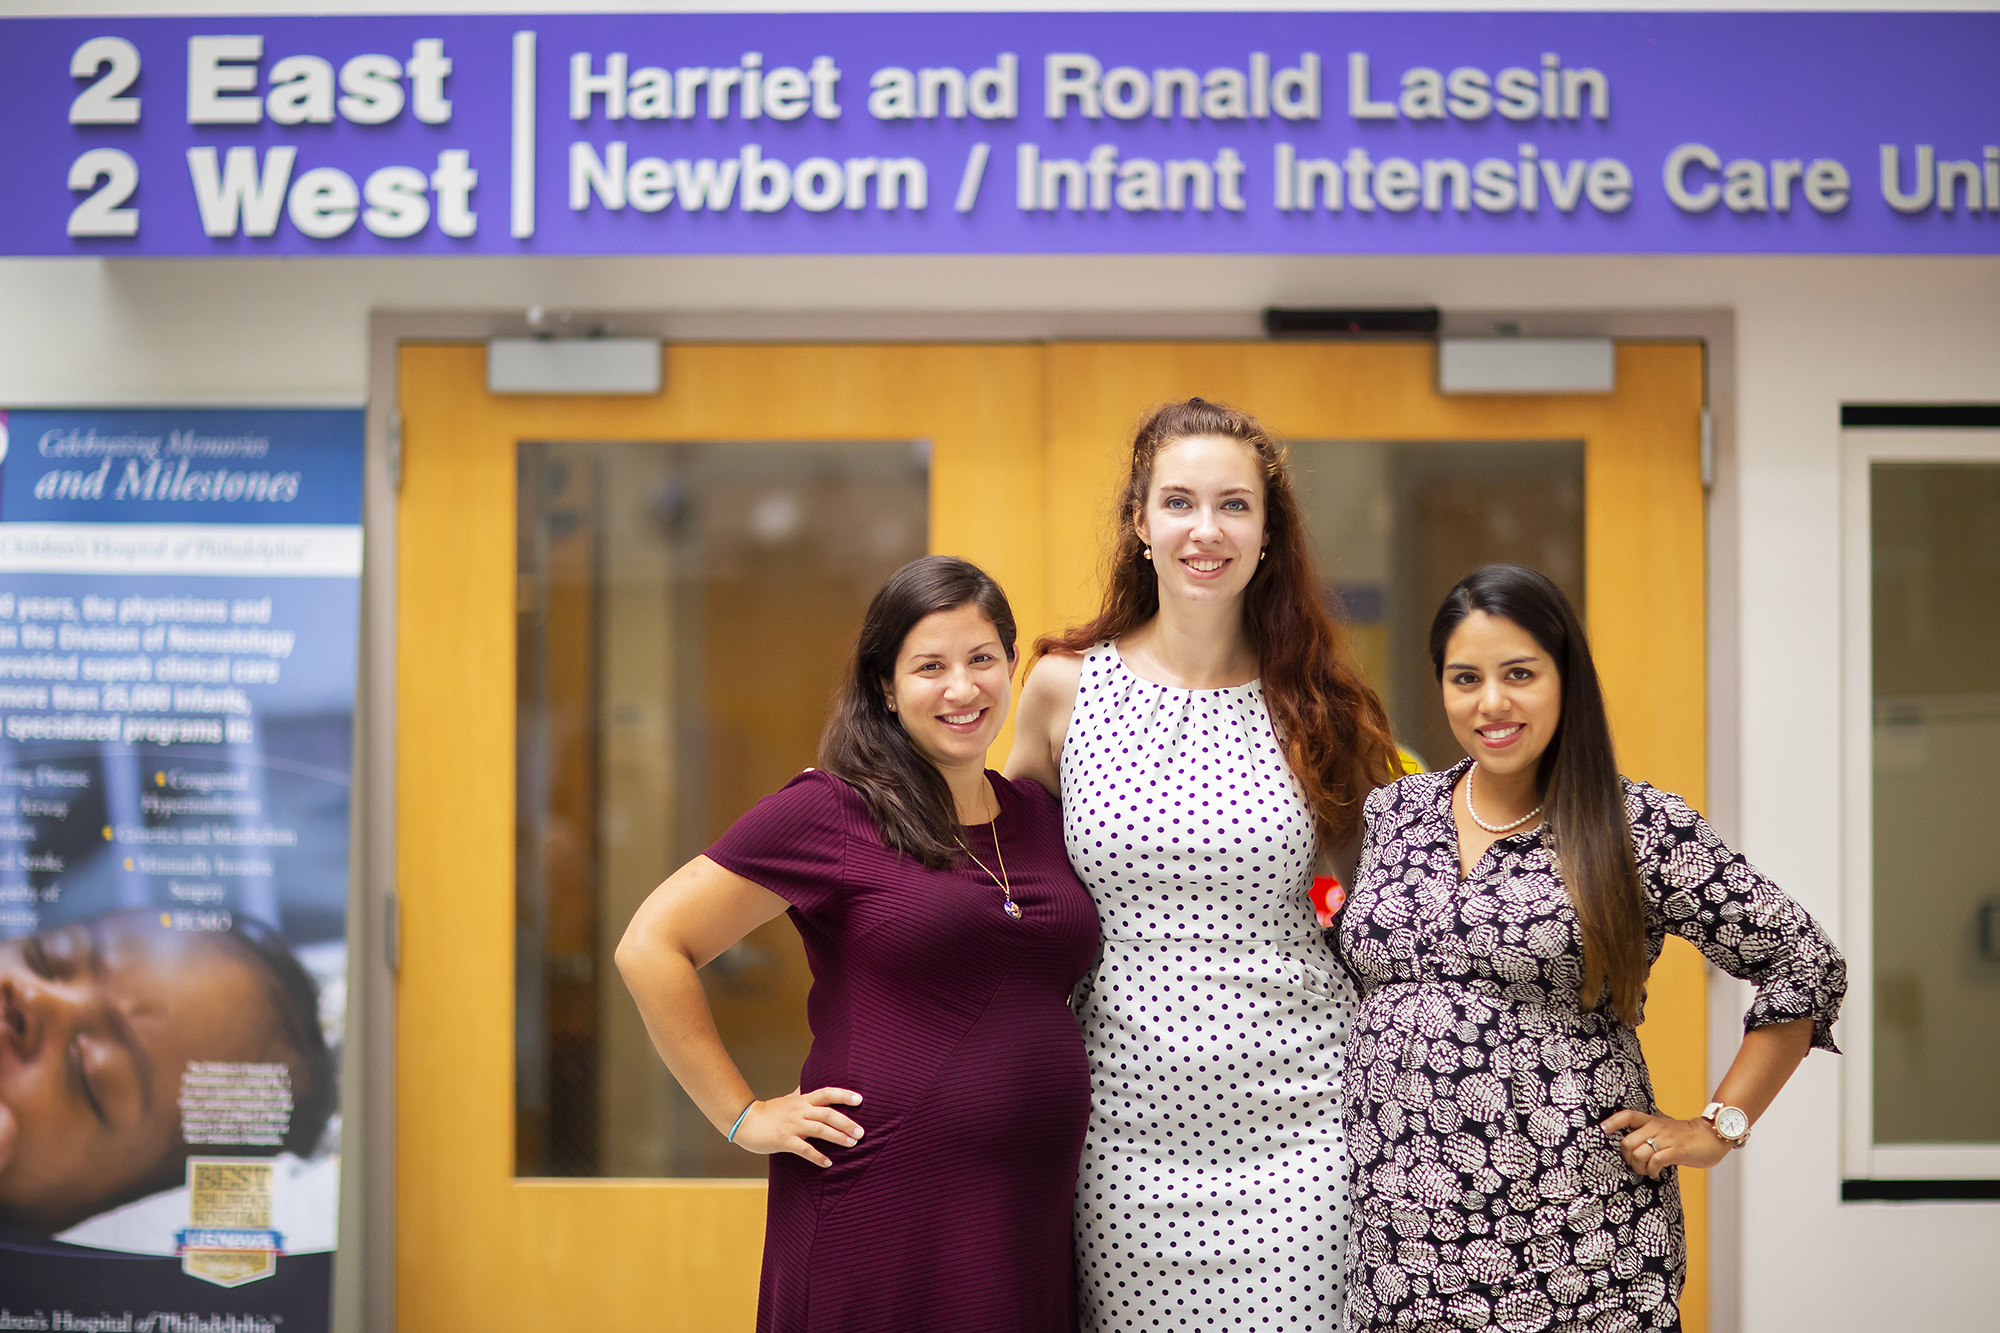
[
  {"xmin": 1870, "ymin": 461, "xmax": 2000, "ymax": 1144},
  {"xmin": 515, "ymin": 439, "xmax": 929, "ymax": 1177},
  {"xmin": 1289, "ymin": 440, "xmax": 1585, "ymax": 769}
]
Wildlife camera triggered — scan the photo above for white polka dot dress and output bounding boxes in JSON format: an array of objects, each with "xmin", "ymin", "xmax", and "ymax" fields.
[{"xmin": 1063, "ymin": 641, "xmax": 1358, "ymax": 1330}]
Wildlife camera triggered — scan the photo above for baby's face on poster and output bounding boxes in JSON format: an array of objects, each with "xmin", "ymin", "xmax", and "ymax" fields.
[{"xmin": 0, "ymin": 911, "xmax": 287, "ymax": 1229}]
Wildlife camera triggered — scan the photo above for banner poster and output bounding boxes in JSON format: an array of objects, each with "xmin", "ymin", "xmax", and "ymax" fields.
[{"xmin": 0, "ymin": 408, "xmax": 362, "ymax": 1333}]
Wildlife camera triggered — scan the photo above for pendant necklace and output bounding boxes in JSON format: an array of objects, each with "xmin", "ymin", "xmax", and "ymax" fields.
[
  {"xmin": 1465, "ymin": 763, "xmax": 1544, "ymax": 834},
  {"xmin": 960, "ymin": 808, "xmax": 1022, "ymax": 920}
]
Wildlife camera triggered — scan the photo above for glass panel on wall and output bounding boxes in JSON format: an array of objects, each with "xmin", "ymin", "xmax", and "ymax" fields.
[
  {"xmin": 515, "ymin": 439, "xmax": 929, "ymax": 1177},
  {"xmin": 1288, "ymin": 441, "xmax": 1585, "ymax": 770},
  {"xmin": 1870, "ymin": 461, "xmax": 2000, "ymax": 1145}
]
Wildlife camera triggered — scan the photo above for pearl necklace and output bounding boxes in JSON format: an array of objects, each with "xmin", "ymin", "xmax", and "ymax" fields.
[{"xmin": 1465, "ymin": 764, "xmax": 1544, "ymax": 834}]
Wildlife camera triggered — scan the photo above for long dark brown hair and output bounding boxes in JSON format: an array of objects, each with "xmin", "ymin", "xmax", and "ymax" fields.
[
  {"xmin": 820, "ymin": 555, "xmax": 1018, "ymax": 868},
  {"xmin": 1429, "ymin": 564, "xmax": 1647, "ymax": 1025},
  {"xmin": 1037, "ymin": 397, "xmax": 1400, "ymax": 849}
]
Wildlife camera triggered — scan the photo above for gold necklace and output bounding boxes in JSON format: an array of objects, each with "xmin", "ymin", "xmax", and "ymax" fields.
[{"xmin": 960, "ymin": 807, "xmax": 1022, "ymax": 921}]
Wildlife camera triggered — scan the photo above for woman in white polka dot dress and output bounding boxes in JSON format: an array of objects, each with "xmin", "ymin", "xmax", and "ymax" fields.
[{"xmin": 1009, "ymin": 398, "xmax": 1403, "ymax": 1330}]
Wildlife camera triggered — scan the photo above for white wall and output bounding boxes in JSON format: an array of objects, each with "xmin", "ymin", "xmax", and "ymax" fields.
[{"xmin": 3, "ymin": 247, "xmax": 1996, "ymax": 1329}]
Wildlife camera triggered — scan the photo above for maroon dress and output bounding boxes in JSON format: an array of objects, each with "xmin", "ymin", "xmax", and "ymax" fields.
[{"xmin": 706, "ymin": 768, "xmax": 1101, "ymax": 1333}]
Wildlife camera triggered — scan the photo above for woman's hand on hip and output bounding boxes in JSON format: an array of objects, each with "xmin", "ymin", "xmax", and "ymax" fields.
[
  {"xmin": 733, "ymin": 1087, "xmax": 865, "ymax": 1168},
  {"xmin": 1601, "ymin": 1109, "xmax": 1731, "ymax": 1178}
]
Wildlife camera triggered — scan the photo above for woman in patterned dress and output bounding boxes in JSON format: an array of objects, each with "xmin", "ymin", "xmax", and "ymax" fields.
[
  {"xmin": 1338, "ymin": 564, "xmax": 1846, "ymax": 1332},
  {"xmin": 1007, "ymin": 398, "xmax": 1401, "ymax": 1330}
]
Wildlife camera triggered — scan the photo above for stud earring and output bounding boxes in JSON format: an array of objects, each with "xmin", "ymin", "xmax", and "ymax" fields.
[
  {"xmin": 1142, "ymin": 546, "xmax": 1153, "ymax": 561},
  {"xmin": 1259, "ymin": 548, "xmax": 1267, "ymax": 561}
]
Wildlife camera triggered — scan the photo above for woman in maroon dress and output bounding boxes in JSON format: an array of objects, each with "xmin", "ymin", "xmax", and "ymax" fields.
[{"xmin": 616, "ymin": 555, "xmax": 1101, "ymax": 1333}]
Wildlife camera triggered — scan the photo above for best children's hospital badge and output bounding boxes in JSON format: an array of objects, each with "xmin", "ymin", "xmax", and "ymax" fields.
[{"xmin": 176, "ymin": 1159, "xmax": 285, "ymax": 1287}]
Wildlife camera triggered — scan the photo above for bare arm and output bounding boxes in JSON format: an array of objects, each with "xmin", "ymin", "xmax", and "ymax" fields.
[
  {"xmin": 1002, "ymin": 652, "xmax": 1082, "ymax": 796},
  {"xmin": 1712, "ymin": 1016, "xmax": 1816, "ymax": 1125},
  {"xmin": 1603, "ymin": 1016, "xmax": 1814, "ymax": 1178},
  {"xmin": 614, "ymin": 854, "xmax": 863, "ymax": 1167}
]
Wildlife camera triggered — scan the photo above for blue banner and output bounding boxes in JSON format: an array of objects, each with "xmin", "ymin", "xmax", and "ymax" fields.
[
  {"xmin": 5, "ymin": 412, "xmax": 364, "ymax": 528},
  {"xmin": 0, "ymin": 11, "xmax": 1994, "ymax": 257},
  {"xmin": 0, "ymin": 409, "xmax": 361, "ymax": 1331}
]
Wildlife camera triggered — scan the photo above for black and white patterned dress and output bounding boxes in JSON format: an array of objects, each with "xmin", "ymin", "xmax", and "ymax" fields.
[
  {"xmin": 1063, "ymin": 642, "xmax": 1357, "ymax": 1330},
  {"xmin": 1336, "ymin": 761, "xmax": 1845, "ymax": 1332}
]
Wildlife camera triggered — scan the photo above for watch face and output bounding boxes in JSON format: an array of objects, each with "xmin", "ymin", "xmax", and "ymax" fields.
[{"xmin": 1716, "ymin": 1106, "xmax": 1750, "ymax": 1140}]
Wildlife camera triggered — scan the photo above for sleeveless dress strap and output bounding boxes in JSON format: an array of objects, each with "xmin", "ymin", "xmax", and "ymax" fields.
[{"xmin": 1060, "ymin": 641, "xmax": 1118, "ymax": 766}]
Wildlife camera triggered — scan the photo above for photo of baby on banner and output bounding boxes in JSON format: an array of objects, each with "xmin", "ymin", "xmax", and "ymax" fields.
[
  {"xmin": 0, "ymin": 407, "xmax": 362, "ymax": 1324},
  {"xmin": 1, "ymin": 909, "xmax": 341, "ymax": 1267}
]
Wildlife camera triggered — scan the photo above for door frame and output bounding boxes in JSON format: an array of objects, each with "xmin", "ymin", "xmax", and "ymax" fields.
[
  {"xmin": 1837, "ymin": 426, "xmax": 2000, "ymax": 1185},
  {"xmin": 1039, "ymin": 337, "xmax": 1713, "ymax": 1332},
  {"xmin": 353, "ymin": 310, "xmax": 1740, "ymax": 1333},
  {"xmin": 393, "ymin": 341, "xmax": 1047, "ymax": 1332}
]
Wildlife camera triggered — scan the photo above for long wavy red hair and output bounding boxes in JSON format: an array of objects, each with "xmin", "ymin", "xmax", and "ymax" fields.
[{"xmin": 1036, "ymin": 398, "xmax": 1402, "ymax": 848}]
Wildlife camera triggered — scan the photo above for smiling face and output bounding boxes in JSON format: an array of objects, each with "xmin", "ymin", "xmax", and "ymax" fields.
[
  {"xmin": 1441, "ymin": 610, "xmax": 1563, "ymax": 778},
  {"xmin": 0, "ymin": 911, "xmax": 292, "ymax": 1230},
  {"xmin": 1135, "ymin": 434, "xmax": 1267, "ymax": 607},
  {"xmin": 886, "ymin": 602, "xmax": 1015, "ymax": 781}
]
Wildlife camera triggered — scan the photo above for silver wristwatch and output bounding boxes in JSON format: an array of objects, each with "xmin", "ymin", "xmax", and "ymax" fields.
[{"xmin": 1701, "ymin": 1101, "xmax": 1752, "ymax": 1148}]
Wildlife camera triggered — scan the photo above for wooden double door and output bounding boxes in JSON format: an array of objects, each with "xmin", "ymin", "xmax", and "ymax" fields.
[{"xmin": 394, "ymin": 339, "xmax": 1710, "ymax": 1330}]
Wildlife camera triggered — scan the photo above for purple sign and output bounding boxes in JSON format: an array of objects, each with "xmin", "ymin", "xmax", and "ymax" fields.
[{"xmin": 1, "ymin": 11, "xmax": 1996, "ymax": 256}]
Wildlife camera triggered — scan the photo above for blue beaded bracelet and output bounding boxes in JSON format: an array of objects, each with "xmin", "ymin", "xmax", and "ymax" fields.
[{"xmin": 726, "ymin": 1099, "xmax": 756, "ymax": 1144}]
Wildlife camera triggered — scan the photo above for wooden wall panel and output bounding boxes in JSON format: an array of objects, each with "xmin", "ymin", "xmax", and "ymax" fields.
[{"xmin": 396, "ymin": 343, "xmax": 1043, "ymax": 1333}]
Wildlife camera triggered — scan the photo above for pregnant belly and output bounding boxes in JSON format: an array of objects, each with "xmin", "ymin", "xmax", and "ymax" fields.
[
  {"xmin": 800, "ymin": 996, "xmax": 1091, "ymax": 1178},
  {"xmin": 1345, "ymin": 983, "xmax": 1652, "ymax": 1210}
]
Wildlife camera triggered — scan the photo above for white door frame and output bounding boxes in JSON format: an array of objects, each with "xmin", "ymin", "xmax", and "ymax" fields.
[{"xmin": 1839, "ymin": 426, "xmax": 2000, "ymax": 1184}]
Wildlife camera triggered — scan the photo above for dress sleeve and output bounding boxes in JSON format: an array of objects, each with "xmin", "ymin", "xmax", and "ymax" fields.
[
  {"xmin": 705, "ymin": 768, "xmax": 854, "ymax": 920},
  {"xmin": 1627, "ymin": 781, "xmax": 1848, "ymax": 1052},
  {"xmin": 1354, "ymin": 784, "xmax": 1396, "ymax": 867}
]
